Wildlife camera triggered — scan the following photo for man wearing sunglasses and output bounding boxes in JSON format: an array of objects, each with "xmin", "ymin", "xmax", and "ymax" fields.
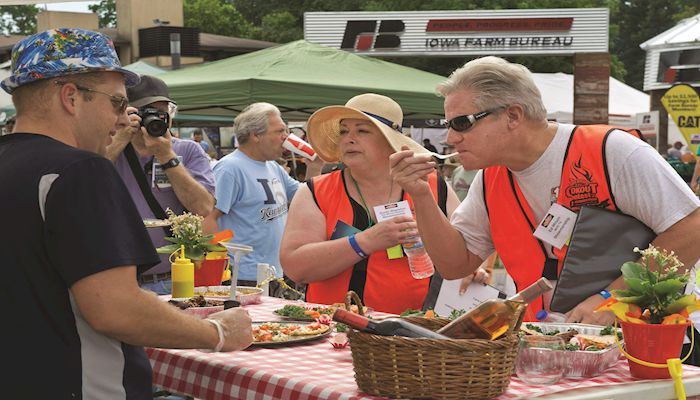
[
  {"xmin": 0, "ymin": 28, "xmax": 252, "ymax": 399},
  {"xmin": 105, "ymin": 74, "xmax": 216, "ymax": 295},
  {"xmin": 391, "ymin": 56, "xmax": 700, "ymax": 329}
]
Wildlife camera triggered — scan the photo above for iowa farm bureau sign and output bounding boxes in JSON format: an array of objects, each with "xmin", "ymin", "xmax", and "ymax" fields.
[{"xmin": 304, "ymin": 8, "xmax": 608, "ymax": 56}]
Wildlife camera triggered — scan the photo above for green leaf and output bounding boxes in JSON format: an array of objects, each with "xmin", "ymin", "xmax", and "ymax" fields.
[
  {"xmin": 652, "ymin": 279, "xmax": 685, "ymax": 296},
  {"xmin": 645, "ymin": 268, "xmax": 658, "ymax": 284},
  {"xmin": 665, "ymin": 295, "xmax": 697, "ymax": 314},
  {"xmin": 188, "ymin": 249, "xmax": 205, "ymax": 260},
  {"xmin": 621, "ymin": 262, "xmax": 646, "ymax": 280},
  {"xmin": 625, "ymin": 277, "xmax": 650, "ymax": 293},
  {"xmin": 617, "ymin": 295, "xmax": 649, "ymax": 304},
  {"xmin": 163, "ymin": 237, "xmax": 178, "ymax": 244},
  {"xmin": 205, "ymin": 244, "xmax": 226, "ymax": 252},
  {"xmin": 156, "ymin": 244, "xmax": 179, "ymax": 254},
  {"xmin": 611, "ymin": 289, "xmax": 636, "ymax": 298}
]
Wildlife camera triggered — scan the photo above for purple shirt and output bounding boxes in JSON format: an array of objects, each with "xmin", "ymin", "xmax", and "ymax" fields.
[{"xmin": 114, "ymin": 137, "xmax": 215, "ymax": 274}]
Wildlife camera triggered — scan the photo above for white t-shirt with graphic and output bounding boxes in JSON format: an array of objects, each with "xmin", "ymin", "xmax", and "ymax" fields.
[
  {"xmin": 213, "ymin": 150, "xmax": 299, "ymax": 280},
  {"xmin": 451, "ymin": 123, "xmax": 700, "ymax": 261}
]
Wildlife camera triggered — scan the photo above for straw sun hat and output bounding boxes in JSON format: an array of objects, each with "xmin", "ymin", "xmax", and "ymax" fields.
[{"xmin": 306, "ymin": 93, "xmax": 429, "ymax": 163}]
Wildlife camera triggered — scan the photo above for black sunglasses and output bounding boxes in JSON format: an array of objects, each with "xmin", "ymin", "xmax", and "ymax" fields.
[
  {"xmin": 443, "ymin": 107, "xmax": 505, "ymax": 132},
  {"xmin": 54, "ymin": 80, "xmax": 129, "ymax": 115}
]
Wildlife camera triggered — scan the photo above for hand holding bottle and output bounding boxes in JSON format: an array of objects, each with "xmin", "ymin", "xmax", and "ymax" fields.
[{"xmin": 358, "ymin": 216, "xmax": 416, "ymax": 253}]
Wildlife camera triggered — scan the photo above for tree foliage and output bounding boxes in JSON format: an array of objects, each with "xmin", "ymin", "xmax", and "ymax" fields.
[
  {"xmin": 0, "ymin": 5, "xmax": 38, "ymax": 35},
  {"xmin": 8, "ymin": 0, "xmax": 698, "ymax": 90},
  {"xmin": 184, "ymin": 0, "xmax": 252, "ymax": 37},
  {"xmin": 88, "ymin": 0, "xmax": 116, "ymax": 28},
  {"xmin": 614, "ymin": 0, "xmax": 699, "ymax": 90}
]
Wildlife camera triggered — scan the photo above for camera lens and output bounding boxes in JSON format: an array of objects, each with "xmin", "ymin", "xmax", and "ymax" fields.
[{"xmin": 143, "ymin": 116, "xmax": 168, "ymax": 137}]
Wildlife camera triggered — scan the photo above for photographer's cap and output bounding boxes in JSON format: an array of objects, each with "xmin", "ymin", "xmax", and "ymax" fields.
[
  {"xmin": 127, "ymin": 74, "xmax": 176, "ymax": 108},
  {"xmin": 1, "ymin": 28, "xmax": 139, "ymax": 94}
]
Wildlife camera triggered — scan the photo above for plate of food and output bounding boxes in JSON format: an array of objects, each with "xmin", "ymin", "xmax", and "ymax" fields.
[
  {"xmin": 519, "ymin": 322, "xmax": 623, "ymax": 378},
  {"xmin": 273, "ymin": 304, "xmax": 371, "ymax": 321},
  {"xmin": 194, "ymin": 286, "xmax": 263, "ymax": 305},
  {"xmin": 250, "ymin": 321, "xmax": 332, "ymax": 347},
  {"xmin": 273, "ymin": 304, "xmax": 337, "ymax": 320},
  {"xmin": 143, "ymin": 219, "xmax": 171, "ymax": 228},
  {"xmin": 167, "ymin": 295, "xmax": 224, "ymax": 318}
]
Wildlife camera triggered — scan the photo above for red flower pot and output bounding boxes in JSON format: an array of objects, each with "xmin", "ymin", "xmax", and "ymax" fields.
[
  {"xmin": 194, "ymin": 258, "xmax": 228, "ymax": 287},
  {"xmin": 619, "ymin": 320, "xmax": 689, "ymax": 379}
]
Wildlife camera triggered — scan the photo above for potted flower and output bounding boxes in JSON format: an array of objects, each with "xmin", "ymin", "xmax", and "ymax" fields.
[
  {"xmin": 595, "ymin": 244, "xmax": 700, "ymax": 379},
  {"xmin": 156, "ymin": 209, "xmax": 233, "ymax": 286}
]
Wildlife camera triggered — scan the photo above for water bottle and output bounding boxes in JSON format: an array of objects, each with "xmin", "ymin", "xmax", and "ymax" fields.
[
  {"xmin": 402, "ymin": 235, "xmax": 434, "ymax": 279},
  {"xmin": 535, "ymin": 310, "xmax": 567, "ymax": 323}
]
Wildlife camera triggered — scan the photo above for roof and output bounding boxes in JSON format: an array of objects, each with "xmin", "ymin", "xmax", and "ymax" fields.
[
  {"xmin": 532, "ymin": 72, "xmax": 649, "ymax": 119},
  {"xmin": 199, "ymin": 33, "xmax": 276, "ymax": 51},
  {"xmin": 0, "ymin": 30, "xmax": 273, "ymax": 55},
  {"xmin": 640, "ymin": 13, "xmax": 700, "ymax": 50},
  {"xmin": 159, "ymin": 40, "xmax": 448, "ymax": 120},
  {"xmin": 123, "ymin": 60, "xmax": 166, "ymax": 76}
]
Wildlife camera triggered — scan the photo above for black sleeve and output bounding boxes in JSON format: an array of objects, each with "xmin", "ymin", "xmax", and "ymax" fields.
[{"xmin": 44, "ymin": 156, "xmax": 160, "ymax": 286}]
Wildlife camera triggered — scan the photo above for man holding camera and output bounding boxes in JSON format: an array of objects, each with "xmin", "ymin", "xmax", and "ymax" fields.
[{"xmin": 106, "ymin": 74, "xmax": 215, "ymax": 294}]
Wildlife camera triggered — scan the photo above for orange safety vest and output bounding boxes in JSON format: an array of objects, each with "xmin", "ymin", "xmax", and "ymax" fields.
[
  {"xmin": 307, "ymin": 169, "xmax": 442, "ymax": 314},
  {"xmin": 484, "ymin": 125, "xmax": 643, "ymax": 321}
]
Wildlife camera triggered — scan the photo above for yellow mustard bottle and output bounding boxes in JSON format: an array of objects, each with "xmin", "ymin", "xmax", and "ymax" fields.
[{"xmin": 171, "ymin": 245, "xmax": 194, "ymax": 298}]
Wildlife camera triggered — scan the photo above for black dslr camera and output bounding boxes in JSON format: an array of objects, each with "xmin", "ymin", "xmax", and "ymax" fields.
[{"xmin": 137, "ymin": 107, "xmax": 170, "ymax": 137}]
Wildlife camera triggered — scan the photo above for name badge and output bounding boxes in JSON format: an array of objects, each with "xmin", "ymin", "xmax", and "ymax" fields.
[
  {"xmin": 533, "ymin": 203, "xmax": 576, "ymax": 249},
  {"xmin": 374, "ymin": 200, "xmax": 412, "ymax": 260},
  {"xmin": 151, "ymin": 156, "xmax": 184, "ymax": 188}
]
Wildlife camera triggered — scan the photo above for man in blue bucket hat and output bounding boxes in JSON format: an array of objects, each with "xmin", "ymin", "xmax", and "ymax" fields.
[{"xmin": 0, "ymin": 28, "xmax": 253, "ymax": 399}]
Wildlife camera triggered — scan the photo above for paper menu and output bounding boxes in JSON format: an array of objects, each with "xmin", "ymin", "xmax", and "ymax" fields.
[{"xmin": 434, "ymin": 280, "xmax": 507, "ymax": 317}]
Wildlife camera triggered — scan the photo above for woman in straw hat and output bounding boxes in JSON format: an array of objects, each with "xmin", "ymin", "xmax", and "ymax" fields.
[{"xmin": 280, "ymin": 93, "xmax": 461, "ymax": 314}]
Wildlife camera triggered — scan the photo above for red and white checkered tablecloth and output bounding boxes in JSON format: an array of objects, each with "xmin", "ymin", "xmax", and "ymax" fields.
[{"xmin": 147, "ymin": 297, "xmax": 700, "ymax": 400}]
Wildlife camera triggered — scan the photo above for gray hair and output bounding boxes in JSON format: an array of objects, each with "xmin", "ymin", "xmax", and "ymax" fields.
[
  {"xmin": 234, "ymin": 102, "xmax": 281, "ymax": 144},
  {"xmin": 436, "ymin": 56, "xmax": 547, "ymax": 121}
]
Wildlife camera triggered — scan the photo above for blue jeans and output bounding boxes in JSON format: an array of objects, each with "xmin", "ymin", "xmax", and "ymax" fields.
[{"xmin": 140, "ymin": 278, "xmax": 172, "ymax": 295}]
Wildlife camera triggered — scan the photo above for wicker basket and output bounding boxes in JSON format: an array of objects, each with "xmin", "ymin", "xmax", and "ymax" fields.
[{"xmin": 344, "ymin": 292, "xmax": 519, "ymax": 400}]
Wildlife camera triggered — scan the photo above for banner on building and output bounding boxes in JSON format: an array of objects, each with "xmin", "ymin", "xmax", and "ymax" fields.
[{"xmin": 661, "ymin": 84, "xmax": 700, "ymax": 155}]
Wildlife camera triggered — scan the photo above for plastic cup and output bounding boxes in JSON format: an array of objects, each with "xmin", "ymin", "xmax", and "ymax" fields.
[
  {"xmin": 515, "ymin": 335, "xmax": 565, "ymax": 385},
  {"xmin": 283, "ymin": 133, "xmax": 317, "ymax": 161}
]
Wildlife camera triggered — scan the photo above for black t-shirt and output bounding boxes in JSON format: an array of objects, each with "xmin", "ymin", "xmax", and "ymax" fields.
[{"xmin": 0, "ymin": 134, "xmax": 160, "ymax": 399}]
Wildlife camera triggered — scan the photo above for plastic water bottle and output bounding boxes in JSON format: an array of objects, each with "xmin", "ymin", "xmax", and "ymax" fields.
[
  {"xmin": 402, "ymin": 235, "xmax": 434, "ymax": 279},
  {"xmin": 535, "ymin": 310, "xmax": 567, "ymax": 323}
]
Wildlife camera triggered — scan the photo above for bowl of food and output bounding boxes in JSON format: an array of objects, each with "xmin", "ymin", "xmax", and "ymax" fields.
[
  {"xmin": 194, "ymin": 285, "xmax": 263, "ymax": 305},
  {"xmin": 168, "ymin": 295, "xmax": 224, "ymax": 318},
  {"xmin": 519, "ymin": 322, "xmax": 622, "ymax": 378},
  {"xmin": 236, "ymin": 286, "xmax": 263, "ymax": 305}
]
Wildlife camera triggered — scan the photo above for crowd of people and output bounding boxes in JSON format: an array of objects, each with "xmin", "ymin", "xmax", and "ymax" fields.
[{"xmin": 5, "ymin": 28, "xmax": 700, "ymax": 398}]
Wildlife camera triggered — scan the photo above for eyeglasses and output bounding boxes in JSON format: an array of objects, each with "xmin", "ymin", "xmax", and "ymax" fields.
[
  {"xmin": 54, "ymin": 80, "xmax": 129, "ymax": 115},
  {"xmin": 443, "ymin": 107, "xmax": 505, "ymax": 132}
]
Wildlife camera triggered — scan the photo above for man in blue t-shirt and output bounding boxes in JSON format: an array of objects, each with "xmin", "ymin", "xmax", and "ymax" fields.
[{"xmin": 206, "ymin": 103, "xmax": 322, "ymax": 295}]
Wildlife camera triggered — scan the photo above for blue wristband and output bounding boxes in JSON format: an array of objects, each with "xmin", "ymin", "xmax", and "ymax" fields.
[
  {"xmin": 348, "ymin": 234, "xmax": 368, "ymax": 258},
  {"xmin": 599, "ymin": 290, "xmax": 611, "ymax": 299}
]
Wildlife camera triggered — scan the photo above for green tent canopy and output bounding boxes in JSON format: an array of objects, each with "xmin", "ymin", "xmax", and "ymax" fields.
[
  {"xmin": 122, "ymin": 60, "xmax": 167, "ymax": 76},
  {"xmin": 159, "ymin": 40, "xmax": 448, "ymax": 121}
]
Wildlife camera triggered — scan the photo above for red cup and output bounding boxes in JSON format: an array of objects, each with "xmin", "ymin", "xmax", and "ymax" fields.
[{"xmin": 283, "ymin": 133, "xmax": 317, "ymax": 160}]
